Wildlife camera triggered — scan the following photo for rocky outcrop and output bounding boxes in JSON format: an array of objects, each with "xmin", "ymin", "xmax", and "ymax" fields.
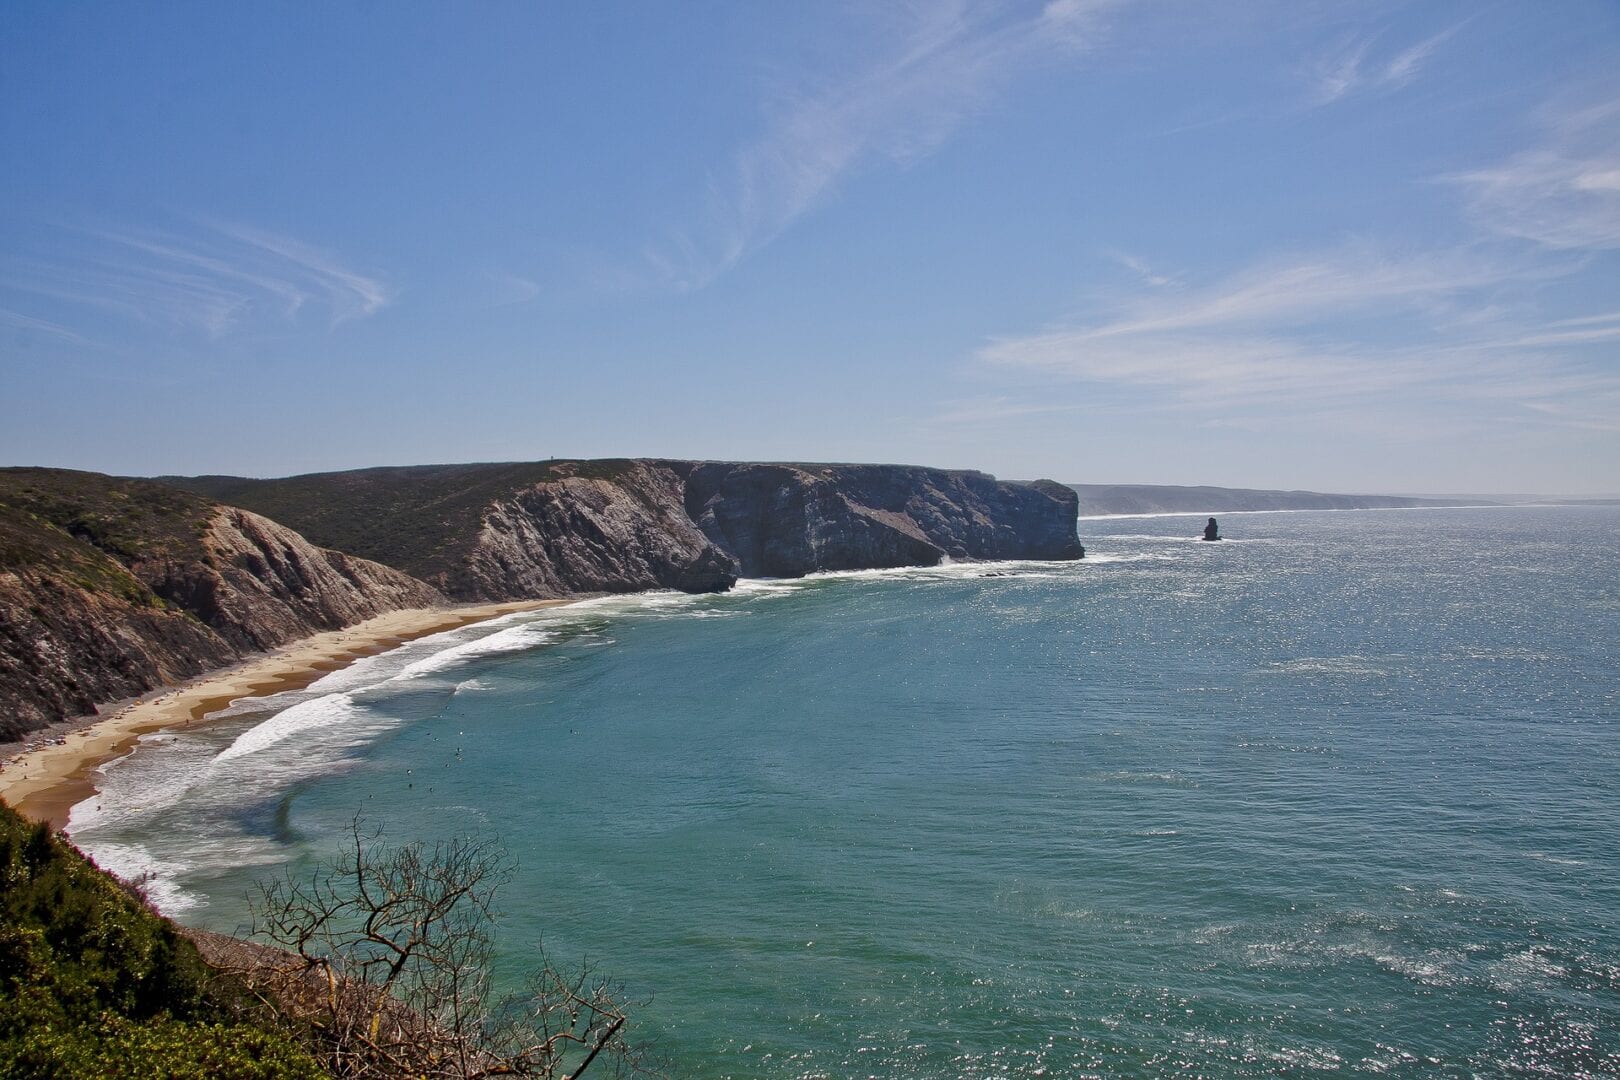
[
  {"xmin": 423, "ymin": 461, "xmax": 1082, "ymax": 597},
  {"xmin": 0, "ymin": 569, "xmax": 236, "ymax": 741},
  {"xmin": 685, "ymin": 463, "xmax": 1083, "ymax": 577},
  {"xmin": 2, "ymin": 460, "xmax": 1085, "ymax": 740},
  {"xmin": 453, "ymin": 462, "xmax": 736, "ymax": 601},
  {"xmin": 0, "ymin": 470, "xmax": 450, "ymax": 741},
  {"xmin": 146, "ymin": 508, "xmax": 447, "ymax": 652},
  {"xmin": 172, "ymin": 460, "xmax": 1083, "ymax": 602}
]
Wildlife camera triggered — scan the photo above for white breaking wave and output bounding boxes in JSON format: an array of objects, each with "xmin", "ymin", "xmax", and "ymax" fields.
[
  {"xmin": 215, "ymin": 692, "xmax": 368, "ymax": 762},
  {"xmin": 210, "ymin": 620, "xmax": 560, "ymax": 763},
  {"xmin": 79, "ymin": 841, "xmax": 202, "ymax": 914},
  {"xmin": 397, "ymin": 624, "xmax": 554, "ymax": 679},
  {"xmin": 70, "ymin": 563, "xmax": 1089, "ymax": 918},
  {"xmin": 1081, "ymin": 552, "xmax": 1177, "ymax": 564},
  {"xmin": 733, "ymin": 558, "xmax": 1084, "ymax": 590}
]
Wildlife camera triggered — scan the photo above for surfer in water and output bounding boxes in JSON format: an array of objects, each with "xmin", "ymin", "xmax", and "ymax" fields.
[{"xmin": 1202, "ymin": 517, "xmax": 1221, "ymax": 541}]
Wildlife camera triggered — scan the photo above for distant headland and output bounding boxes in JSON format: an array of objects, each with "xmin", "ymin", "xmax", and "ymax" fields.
[{"xmin": 1069, "ymin": 483, "xmax": 1496, "ymax": 516}]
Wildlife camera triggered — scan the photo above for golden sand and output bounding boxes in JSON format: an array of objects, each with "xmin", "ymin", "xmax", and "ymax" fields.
[{"xmin": 0, "ymin": 601, "xmax": 569, "ymax": 828}]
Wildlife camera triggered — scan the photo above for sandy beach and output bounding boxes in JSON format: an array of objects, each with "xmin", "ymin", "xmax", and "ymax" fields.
[{"xmin": 0, "ymin": 600, "xmax": 570, "ymax": 830}]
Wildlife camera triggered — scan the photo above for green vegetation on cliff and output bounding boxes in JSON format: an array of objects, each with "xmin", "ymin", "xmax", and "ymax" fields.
[
  {"xmin": 0, "ymin": 800, "xmax": 323, "ymax": 1078},
  {"xmin": 0, "ymin": 511, "xmax": 154, "ymax": 607},
  {"xmin": 0, "ymin": 468, "xmax": 215, "ymax": 571},
  {"xmin": 0, "ymin": 467, "xmax": 221, "ymax": 607},
  {"xmin": 168, "ymin": 460, "xmax": 647, "ymax": 586}
]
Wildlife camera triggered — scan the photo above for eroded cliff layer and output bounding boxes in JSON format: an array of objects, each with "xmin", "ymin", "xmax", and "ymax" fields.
[
  {"xmin": 3, "ymin": 460, "xmax": 1082, "ymax": 738},
  {"xmin": 0, "ymin": 469, "xmax": 444, "ymax": 739},
  {"xmin": 174, "ymin": 459, "xmax": 1084, "ymax": 600},
  {"xmin": 686, "ymin": 463, "xmax": 1083, "ymax": 577}
]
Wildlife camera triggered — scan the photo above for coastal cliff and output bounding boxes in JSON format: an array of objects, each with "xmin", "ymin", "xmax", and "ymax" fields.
[
  {"xmin": 173, "ymin": 459, "xmax": 1082, "ymax": 600},
  {"xmin": 0, "ymin": 469, "xmax": 443, "ymax": 740},
  {"xmin": 453, "ymin": 461, "xmax": 736, "ymax": 600},
  {"xmin": 3, "ymin": 460, "xmax": 1082, "ymax": 739},
  {"xmin": 685, "ymin": 463, "xmax": 1083, "ymax": 576}
]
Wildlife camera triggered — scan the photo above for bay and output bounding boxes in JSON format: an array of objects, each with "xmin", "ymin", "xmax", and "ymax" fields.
[{"xmin": 71, "ymin": 505, "xmax": 1620, "ymax": 1077}]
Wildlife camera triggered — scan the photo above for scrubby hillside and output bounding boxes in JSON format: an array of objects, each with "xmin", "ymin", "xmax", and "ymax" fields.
[
  {"xmin": 0, "ymin": 469, "xmax": 444, "ymax": 740},
  {"xmin": 0, "ymin": 799, "xmax": 322, "ymax": 1078}
]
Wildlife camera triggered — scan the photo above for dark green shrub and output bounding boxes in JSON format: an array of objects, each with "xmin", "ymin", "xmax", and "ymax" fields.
[{"xmin": 0, "ymin": 801, "xmax": 326, "ymax": 1078}]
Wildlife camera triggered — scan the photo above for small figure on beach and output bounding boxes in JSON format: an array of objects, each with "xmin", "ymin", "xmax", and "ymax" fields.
[{"xmin": 1202, "ymin": 517, "xmax": 1221, "ymax": 541}]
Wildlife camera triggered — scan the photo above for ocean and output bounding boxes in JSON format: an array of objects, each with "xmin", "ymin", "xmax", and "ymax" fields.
[{"xmin": 68, "ymin": 506, "xmax": 1620, "ymax": 1077}]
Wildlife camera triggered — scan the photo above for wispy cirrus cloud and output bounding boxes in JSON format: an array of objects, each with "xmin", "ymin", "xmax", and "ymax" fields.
[
  {"xmin": 1305, "ymin": 19, "xmax": 1465, "ymax": 107},
  {"xmin": 647, "ymin": 0, "xmax": 1122, "ymax": 289},
  {"xmin": 1101, "ymin": 249, "xmax": 1174, "ymax": 288},
  {"xmin": 204, "ymin": 220, "xmax": 390, "ymax": 320},
  {"xmin": 0, "ymin": 306, "xmax": 88, "ymax": 345},
  {"xmin": 1450, "ymin": 93, "xmax": 1620, "ymax": 250},
  {"xmin": 1, "ymin": 219, "xmax": 390, "ymax": 340},
  {"xmin": 1058, "ymin": 245, "xmax": 1537, "ymax": 342},
  {"xmin": 927, "ymin": 395, "xmax": 1087, "ymax": 424},
  {"xmin": 974, "ymin": 242, "xmax": 1620, "ymax": 429}
]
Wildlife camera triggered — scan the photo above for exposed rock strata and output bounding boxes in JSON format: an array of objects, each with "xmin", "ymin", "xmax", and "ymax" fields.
[
  {"xmin": 406, "ymin": 460, "xmax": 1083, "ymax": 597},
  {"xmin": 154, "ymin": 507, "xmax": 446, "ymax": 651},
  {"xmin": 453, "ymin": 462, "xmax": 736, "ymax": 601},
  {"xmin": 685, "ymin": 463, "xmax": 1083, "ymax": 577},
  {"xmin": 175, "ymin": 460, "xmax": 1084, "ymax": 601},
  {"xmin": 0, "ymin": 569, "xmax": 236, "ymax": 742},
  {"xmin": 1, "ymin": 470, "xmax": 447, "ymax": 740},
  {"xmin": 4, "ymin": 461, "xmax": 1084, "ymax": 740}
]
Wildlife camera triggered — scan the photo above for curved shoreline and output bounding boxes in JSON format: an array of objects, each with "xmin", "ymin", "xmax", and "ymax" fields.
[{"xmin": 0, "ymin": 600, "xmax": 570, "ymax": 829}]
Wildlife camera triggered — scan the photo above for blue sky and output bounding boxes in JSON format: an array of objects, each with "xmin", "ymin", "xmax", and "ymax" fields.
[{"xmin": 3, "ymin": 1, "xmax": 1618, "ymax": 494}]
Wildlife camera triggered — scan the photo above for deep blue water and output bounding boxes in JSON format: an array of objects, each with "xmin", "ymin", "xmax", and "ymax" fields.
[{"xmin": 72, "ymin": 506, "xmax": 1620, "ymax": 1077}]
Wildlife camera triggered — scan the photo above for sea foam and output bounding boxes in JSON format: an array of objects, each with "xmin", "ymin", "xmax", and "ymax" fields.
[{"xmin": 215, "ymin": 692, "xmax": 368, "ymax": 762}]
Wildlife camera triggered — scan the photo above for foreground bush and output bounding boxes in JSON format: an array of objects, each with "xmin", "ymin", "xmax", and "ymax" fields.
[{"xmin": 0, "ymin": 800, "xmax": 324, "ymax": 1078}]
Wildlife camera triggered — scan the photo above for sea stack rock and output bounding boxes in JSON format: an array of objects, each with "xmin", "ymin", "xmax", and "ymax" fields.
[{"xmin": 1202, "ymin": 517, "xmax": 1221, "ymax": 541}]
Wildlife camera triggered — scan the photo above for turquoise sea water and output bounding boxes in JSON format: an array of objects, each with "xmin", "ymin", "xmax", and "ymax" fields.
[{"xmin": 70, "ymin": 506, "xmax": 1620, "ymax": 1077}]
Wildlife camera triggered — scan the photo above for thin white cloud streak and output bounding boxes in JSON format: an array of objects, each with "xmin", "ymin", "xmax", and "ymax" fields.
[
  {"xmin": 1046, "ymin": 246, "xmax": 1540, "ymax": 342},
  {"xmin": 975, "ymin": 244, "xmax": 1620, "ymax": 429},
  {"xmin": 1550, "ymin": 309, "xmax": 1620, "ymax": 328},
  {"xmin": 650, "ymin": 0, "xmax": 1121, "ymax": 289},
  {"xmin": 1451, "ymin": 93, "xmax": 1620, "ymax": 249},
  {"xmin": 481, "ymin": 272, "xmax": 542, "ymax": 308},
  {"xmin": 1309, "ymin": 38, "xmax": 1371, "ymax": 106},
  {"xmin": 1513, "ymin": 400, "xmax": 1620, "ymax": 433},
  {"xmin": 928, "ymin": 396, "xmax": 1085, "ymax": 424},
  {"xmin": 205, "ymin": 220, "xmax": 390, "ymax": 320},
  {"xmin": 0, "ymin": 306, "xmax": 88, "ymax": 344},
  {"xmin": 1487, "ymin": 324, "xmax": 1620, "ymax": 348},
  {"xmin": 982, "ymin": 332, "xmax": 1464, "ymax": 406},
  {"xmin": 1102, "ymin": 249, "xmax": 1173, "ymax": 287},
  {"xmin": 1, "ymin": 220, "xmax": 389, "ymax": 340},
  {"xmin": 1306, "ymin": 20, "xmax": 1464, "ymax": 106}
]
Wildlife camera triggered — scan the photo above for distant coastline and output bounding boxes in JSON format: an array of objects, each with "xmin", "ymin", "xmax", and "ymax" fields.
[
  {"xmin": 1068, "ymin": 482, "xmax": 1498, "ymax": 517},
  {"xmin": 1078, "ymin": 502, "xmax": 1527, "ymax": 521}
]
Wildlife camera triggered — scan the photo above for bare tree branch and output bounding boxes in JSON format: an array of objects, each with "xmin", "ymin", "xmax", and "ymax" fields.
[{"xmin": 230, "ymin": 818, "xmax": 661, "ymax": 1079}]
